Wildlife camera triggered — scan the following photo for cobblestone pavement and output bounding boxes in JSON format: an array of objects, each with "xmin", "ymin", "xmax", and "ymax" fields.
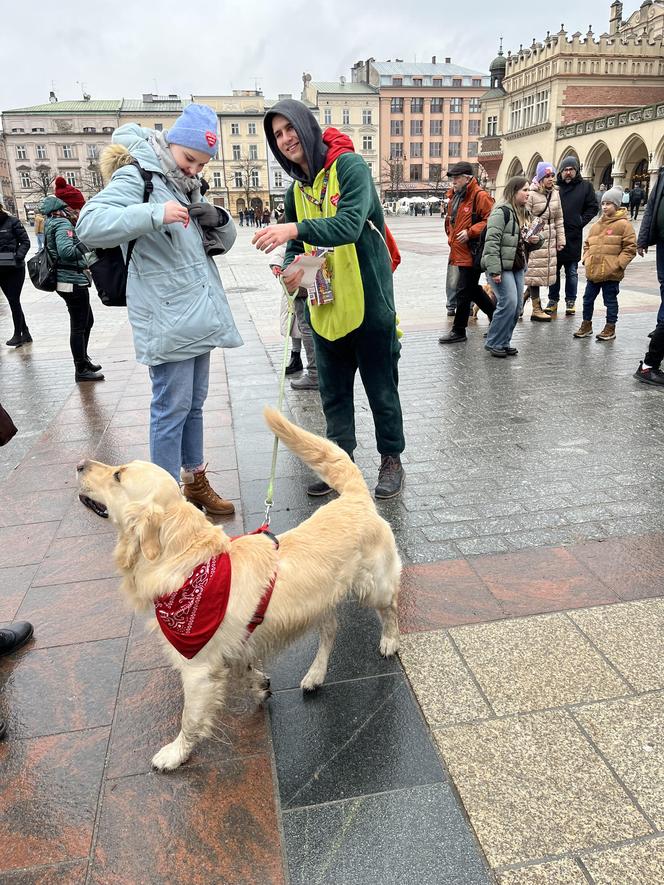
[{"xmin": 0, "ymin": 219, "xmax": 662, "ymax": 883}]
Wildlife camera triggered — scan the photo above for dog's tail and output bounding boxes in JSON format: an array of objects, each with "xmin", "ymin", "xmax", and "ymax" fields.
[{"xmin": 263, "ymin": 407, "xmax": 369, "ymax": 498}]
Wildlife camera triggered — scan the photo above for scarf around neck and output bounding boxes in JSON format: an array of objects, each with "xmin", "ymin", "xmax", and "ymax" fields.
[{"xmin": 149, "ymin": 130, "xmax": 201, "ymax": 201}]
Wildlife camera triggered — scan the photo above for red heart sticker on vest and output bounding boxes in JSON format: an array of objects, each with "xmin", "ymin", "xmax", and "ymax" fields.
[
  {"xmin": 205, "ymin": 131, "xmax": 217, "ymax": 147},
  {"xmin": 330, "ymin": 194, "xmax": 340, "ymax": 206}
]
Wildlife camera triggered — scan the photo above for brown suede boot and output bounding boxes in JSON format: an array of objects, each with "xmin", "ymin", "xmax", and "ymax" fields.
[
  {"xmin": 530, "ymin": 295, "xmax": 552, "ymax": 322},
  {"xmin": 573, "ymin": 320, "xmax": 594, "ymax": 338},
  {"xmin": 596, "ymin": 323, "xmax": 616, "ymax": 341},
  {"xmin": 181, "ymin": 467, "xmax": 235, "ymax": 516}
]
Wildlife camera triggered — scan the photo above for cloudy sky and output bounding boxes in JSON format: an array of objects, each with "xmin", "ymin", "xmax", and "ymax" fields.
[{"xmin": 3, "ymin": 0, "xmax": 613, "ymax": 111}]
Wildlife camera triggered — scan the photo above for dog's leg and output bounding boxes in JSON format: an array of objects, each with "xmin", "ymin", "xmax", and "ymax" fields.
[
  {"xmin": 151, "ymin": 663, "xmax": 227, "ymax": 771},
  {"xmin": 378, "ymin": 599, "xmax": 400, "ymax": 657},
  {"xmin": 247, "ymin": 664, "xmax": 271, "ymax": 704},
  {"xmin": 301, "ymin": 611, "xmax": 338, "ymax": 692}
]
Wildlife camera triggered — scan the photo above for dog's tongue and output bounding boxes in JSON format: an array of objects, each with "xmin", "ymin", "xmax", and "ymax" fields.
[{"xmin": 79, "ymin": 494, "xmax": 109, "ymax": 519}]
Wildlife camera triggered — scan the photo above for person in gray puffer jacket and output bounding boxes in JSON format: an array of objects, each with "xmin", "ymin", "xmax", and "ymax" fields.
[{"xmin": 77, "ymin": 104, "xmax": 242, "ymax": 515}]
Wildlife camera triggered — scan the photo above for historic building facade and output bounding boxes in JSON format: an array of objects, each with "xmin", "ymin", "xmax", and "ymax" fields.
[
  {"xmin": 0, "ymin": 135, "xmax": 15, "ymax": 213},
  {"xmin": 351, "ymin": 57, "xmax": 490, "ymax": 198},
  {"xmin": 479, "ymin": 1, "xmax": 664, "ymax": 196}
]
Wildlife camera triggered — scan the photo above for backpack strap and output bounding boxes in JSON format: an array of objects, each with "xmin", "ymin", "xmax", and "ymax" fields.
[{"xmin": 124, "ymin": 161, "xmax": 153, "ymax": 270}]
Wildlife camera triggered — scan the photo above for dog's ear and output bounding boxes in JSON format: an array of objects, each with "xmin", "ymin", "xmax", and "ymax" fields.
[{"xmin": 115, "ymin": 502, "xmax": 164, "ymax": 569}]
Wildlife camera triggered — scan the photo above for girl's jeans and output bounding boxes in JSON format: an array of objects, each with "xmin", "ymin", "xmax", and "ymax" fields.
[
  {"xmin": 486, "ymin": 268, "xmax": 525, "ymax": 349},
  {"xmin": 149, "ymin": 352, "xmax": 210, "ymax": 480},
  {"xmin": 582, "ymin": 280, "xmax": 619, "ymax": 324}
]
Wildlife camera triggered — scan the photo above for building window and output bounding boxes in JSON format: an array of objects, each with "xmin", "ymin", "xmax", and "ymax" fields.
[
  {"xmin": 11, "ymin": 128, "xmax": 25, "ymax": 133},
  {"xmin": 87, "ymin": 144, "xmax": 99, "ymax": 159},
  {"xmin": 413, "ymin": 78, "xmax": 422, "ymax": 87},
  {"xmin": 450, "ymin": 120, "xmax": 462, "ymax": 136},
  {"xmin": 430, "ymin": 119, "xmax": 442, "ymax": 136},
  {"xmin": 390, "ymin": 120, "xmax": 403, "ymax": 136},
  {"xmin": 410, "ymin": 142, "xmax": 423, "ymax": 158},
  {"xmin": 450, "ymin": 98, "xmax": 462, "ymax": 113},
  {"xmin": 342, "ymin": 108, "xmax": 350, "ymax": 125},
  {"xmin": 433, "ymin": 78, "xmax": 442, "ymax": 87},
  {"xmin": 274, "ymin": 171, "xmax": 283, "ymax": 188},
  {"xmin": 61, "ymin": 145, "xmax": 75, "ymax": 159},
  {"xmin": 410, "ymin": 119, "xmax": 422, "ymax": 136},
  {"xmin": 429, "ymin": 163, "xmax": 442, "ymax": 178},
  {"xmin": 20, "ymin": 171, "xmax": 31, "ymax": 188},
  {"xmin": 362, "ymin": 136, "xmax": 373, "ymax": 151},
  {"xmin": 535, "ymin": 89, "xmax": 549, "ymax": 123},
  {"xmin": 234, "ymin": 171, "xmax": 243, "ymax": 187},
  {"xmin": 232, "ymin": 144, "xmax": 241, "ymax": 160},
  {"xmin": 468, "ymin": 119, "xmax": 481, "ymax": 136},
  {"xmin": 213, "ymin": 171, "xmax": 222, "ymax": 188},
  {"xmin": 472, "ymin": 78, "xmax": 482, "ymax": 87},
  {"xmin": 392, "ymin": 77, "xmax": 402, "ymax": 86},
  {"xmin": 31, "ymin": 127, "xmax": 45, "ymax": 133},
  {"xmin": 248, "ymin": 123, "xmax": 256, "ymax": 135},
  {"xmin": 231, "ymin": 123, "xmax": 240, "ymax": 135},
  {"xmin": 430, "ymin": 97, "xmax": 443, "ymax": 113},
  {"xmin": 16, "ymin": 145, "xmax": 27, "ymax": 160},
  {"xmin": 390, "ymin": 143, "xmax": 404, "ymax": 160},
  {"xmin": 452, "ymin": 78, "xmax": 462, "ymax": 87},
  {"xmin": 91, "ymin": 171, "xmax": 103, "ymax": 188},
  {"xmin": 65, "ymin": 171, "xmax": 77, "ymax": 186},
  {"xmin": 487, "ymin": 115, "xmax": 498, "ymax": 136},
  {"xmin": 448, "ymin": 142, "xmax": 461, "ymax": 157},
  {"xmin": 429, "ymin": 142, "xmax": 442, "ymax": 158},
  {"xmin": 82, "ymin": 127, "xmax": 96, "ymax": 133},
  {"xmin": 410, "ymin": 97, "xmax": 424, "ymax": 113},
  {"xmin": 102, "ymin": 127, "xmax": 114, "ymax": 133},
  {"xmin": 391, "ymin": 97, "xmax": 404, "ymax": 113},
  {"xmin": 366, "ymin": 161, "xmax": 374, "ymax": 177},
  {"xmin": 249, "ymin": 144, "xmax": 258, "ymax": 160},
  {"xmin": 250, "ymin": 170, "xmax": 259, "ymax": 188},
  {"xmin": 469, "ymin": 98, "xmax": 481, "ymax": 113},
  {"xmin": 510, "ymin": 99, "xmax": 522, "ymax": 131},
  {"xmin": 410, "ymin": 164, "xmax": 422, "ymax": 181},
  {"xmin": 468, "ymin": 142, "xmax": 479, "ymax": 156},
  {"xmin": 324, "ymin": 108, "xmax": 332, "ymax": 125},
  {"xmin": 36, "ymin": 144, "xmax": 47, "ymax": 160},
  {"xmin": 362, "ymin": 109, "xmax": 372, "ymax": 124},
  {"xmin": 523, "ymin": 94, "xmax": 535, "ymax": 128},
  {"xmin": 154, "ymin": 123, "xmax": 163, "ymax": 131}
]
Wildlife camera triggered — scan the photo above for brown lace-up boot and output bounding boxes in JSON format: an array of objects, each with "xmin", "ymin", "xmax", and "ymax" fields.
[{"xmin": 181, "ymin": 467, "xmax": 235, "ymax": 516}]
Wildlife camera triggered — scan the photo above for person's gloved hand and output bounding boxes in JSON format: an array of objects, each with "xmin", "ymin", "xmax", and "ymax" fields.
[{"xmin": 188, "ymin": 203, "xmax": 222, "ymax": 228}]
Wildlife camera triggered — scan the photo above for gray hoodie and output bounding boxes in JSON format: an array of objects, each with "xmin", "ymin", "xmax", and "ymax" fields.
[{"xmin": 264, "ymin": 99, "xmax": 328, "ymax": 187}]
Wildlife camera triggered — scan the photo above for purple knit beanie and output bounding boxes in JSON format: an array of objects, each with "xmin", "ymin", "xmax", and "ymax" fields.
[
  {"xmin": 532, "ymin": 161, "xmax": 556, "ymax": 185},
  {"xmin": 167, "ymin": 104, "xmax": 218, "ymax": 156}
]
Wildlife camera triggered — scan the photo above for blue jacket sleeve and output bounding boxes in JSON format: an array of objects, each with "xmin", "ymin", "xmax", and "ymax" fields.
[{"xmin": 76, "ymin": 165, "xmax": 166, "ymax": 248}]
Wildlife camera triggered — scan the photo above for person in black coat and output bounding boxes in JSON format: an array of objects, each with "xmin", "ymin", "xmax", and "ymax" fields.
[
  {"xmin": 629, "ymin": 183, "xmax": 645, "ymax": 220},
  {"xmin": 637, "ymin": 166, "xmax": 664, "ymax": 326},
  {"xmin": 0, "ymin": 203, "xmax": 31, "ymax": 347},
  {"xmin": 546, "ymin": 157, "xmax": 598, "ymax": 314}
]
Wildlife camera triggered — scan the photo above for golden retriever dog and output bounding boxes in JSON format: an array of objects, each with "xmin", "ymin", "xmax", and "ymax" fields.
[{"xmin": 77, "ymin": 407, "xmax": 401, "ymax": 771}]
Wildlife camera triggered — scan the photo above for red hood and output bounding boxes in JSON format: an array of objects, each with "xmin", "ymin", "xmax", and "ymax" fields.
[{"xmin": 323, "ymin": 127, "xmax": 355, "ymax": 169}]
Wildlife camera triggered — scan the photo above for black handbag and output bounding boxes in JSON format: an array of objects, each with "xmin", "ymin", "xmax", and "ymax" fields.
[
  {"xmin": 27, "ymin": 233, "xmax": 58, "ymax": 292},
  {"xmin": 89, "ymin": 163, "xmax": 153, "ymax": 307},
  {"xmin": 0, "ymin": 403, "xmax": 17, "ymax": 446}
]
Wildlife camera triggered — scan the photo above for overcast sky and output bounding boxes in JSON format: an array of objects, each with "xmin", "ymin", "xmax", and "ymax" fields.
[{"xmin": 3, "ymin": 0, "xmax": 614, "ymax": 112}]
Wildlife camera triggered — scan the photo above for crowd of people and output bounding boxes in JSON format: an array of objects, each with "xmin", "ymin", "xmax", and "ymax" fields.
[{"xmin": 239, "ymin": 206, "xmax": 273, "ymax": 227}]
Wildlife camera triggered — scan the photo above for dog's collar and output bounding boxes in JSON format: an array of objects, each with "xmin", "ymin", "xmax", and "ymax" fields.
[{"xmin": 154, "ymin": 525, "xmax": 279, "ymax": 657}]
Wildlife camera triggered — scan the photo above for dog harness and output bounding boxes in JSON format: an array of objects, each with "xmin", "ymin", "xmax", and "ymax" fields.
[{"xmin": 154, "ymin": 526, "xmax": 279, "ymax": 659}]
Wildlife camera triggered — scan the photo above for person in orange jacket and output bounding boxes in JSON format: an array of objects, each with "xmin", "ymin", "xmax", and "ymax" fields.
[{"xmin": 439, "ymin": 161, "xmax": 495, "ymax": 344}]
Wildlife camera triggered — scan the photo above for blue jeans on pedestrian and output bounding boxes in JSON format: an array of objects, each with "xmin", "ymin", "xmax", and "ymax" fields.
[
  {"xmin": 548, "ymin": 258, "xmax": 578, "ymax": 303},
  {"xmin": 582, "ymin": 280, "xmax": 620, "ymax": 324},
  {"xmin": 485, "ymin": 268, "xmax": 524, "ymax": 349},
  {"xmin": 36, "ymin": 233, "xmax": 45, "ymax": 250},
  {"xmin": 656, "ymin": 241, "xmax": 664, "ymax": 325},
  {"xmin": 148, "ymin": 352, "xmax": 210, "ymax": 481}
]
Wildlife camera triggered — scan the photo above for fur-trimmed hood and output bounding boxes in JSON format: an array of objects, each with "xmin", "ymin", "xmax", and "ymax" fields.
[{"xmin": 100, "ymin": 123, "xmax": 163, "ymax": 182}]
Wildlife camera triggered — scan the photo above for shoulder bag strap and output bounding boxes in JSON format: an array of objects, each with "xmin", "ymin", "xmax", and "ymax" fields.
[
  {"xmin": 124, "ymin": 163, "xmax": 154, "ymax": 269},
  {"xmin": 534, "ymin": 190, "xmax": 553, "ymax": 218}
]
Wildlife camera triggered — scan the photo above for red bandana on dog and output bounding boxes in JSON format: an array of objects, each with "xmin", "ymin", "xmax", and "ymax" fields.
[{"xmin": 154, "ymin": 553, "xmax": 231, "ymax": 659}]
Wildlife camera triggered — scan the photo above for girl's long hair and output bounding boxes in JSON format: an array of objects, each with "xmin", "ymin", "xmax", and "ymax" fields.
[{"xmin": 502, "ymin": 176, "xmax": 529, "ymax": 226}]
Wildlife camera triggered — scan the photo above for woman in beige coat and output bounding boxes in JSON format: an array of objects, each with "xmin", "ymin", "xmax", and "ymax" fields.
[{"xmin": 524, "ymin": 162, "xmax": 566, "ymax": 321}]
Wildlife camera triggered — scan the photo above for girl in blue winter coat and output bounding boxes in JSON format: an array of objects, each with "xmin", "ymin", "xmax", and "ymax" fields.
[{"xmin": 77, "ymin": 104, "xmax": 241, "ymax": 515}]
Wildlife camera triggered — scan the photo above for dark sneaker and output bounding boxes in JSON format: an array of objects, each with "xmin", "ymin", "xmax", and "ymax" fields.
[
  {"xmin": 290, "ymin": 372, "xmax": 318, "ymax": 390},
  {"xmin": 307, "ymin": 478, "xmax": 334, "ymax": 496},
  {"xmin": 75, "ymin": 368, "xmax": 105, "ymax": 382},
  {"xmin": 285, "ymin": 353, "xmax": 303, "ymax": 375},
  {"xmin": 634, "ymin": 361, "xmax": 664, "ymax": 387},
  {"xmin": 486, "ymin": 346, "xmax": 508, "ymax": 357},
  {"xmin": 5, "ymin": 332, "xmax": 23, "ymax": 347},
  {"xmin": 543, "ymin": 300, "xmax": 558, "ymax": 314},
  {"xmin": 438, "ymin": 329, "xmax": 467, "ymax": 344},
  {"xmin": 565, "ymin": 301, "xmax": 576, "ymax": 316},
  {"xmin": 375, "ymin": 455, "xmax": 404, "ymax": 499},
  {"xmin": 446, "ymin": 308, "xmax": 456, "ymax": 316},
  {"xmin": 0, "ymin": 621, "xmax": 34, "ymax": 656},
  {"xmin": 504, "ymin": 346, "xmax": 519, "ymax": 355}
]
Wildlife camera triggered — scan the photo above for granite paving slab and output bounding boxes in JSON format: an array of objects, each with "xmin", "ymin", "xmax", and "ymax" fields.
[
  {"xmin": 497, "ymin": 858, "xmax": 588, "ymax": 884},
  {"xmin": 582, "ymin": 836, "xmax": 664, "ymax": 884}
]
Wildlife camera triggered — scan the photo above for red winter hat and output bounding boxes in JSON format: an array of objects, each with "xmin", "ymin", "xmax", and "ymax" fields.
[{"xmin": 54, "ymin": 176, "xmax": 86, "ymax": 211}]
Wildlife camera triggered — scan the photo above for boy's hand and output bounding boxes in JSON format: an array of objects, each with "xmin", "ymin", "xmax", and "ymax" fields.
[
  {"xmin": 282, "ymin": 267, "xmax": 304, "ymax": 293},
  {"xmin": 270, "ymin": 265, "xmax": 282, "ymax": 278},
  {"xmin": 163, "ymin": 201, "xmax": 189, "ymax": 225},
  {"xmin": 253, "ymin": 223, "xmax": 298, "ymax": 253}
]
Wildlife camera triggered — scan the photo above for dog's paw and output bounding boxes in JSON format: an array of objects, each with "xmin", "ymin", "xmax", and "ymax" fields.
[
  {"xmin": 300, "ymin": 673, "xmax": 323, "ymax": 693},
  {"xmin": 380, "ymin": 635, "xmax": 400, "ymax": 657},
  {"xmin": 151, "ymin": 740, "xmax": 189, "ymax": 772}
]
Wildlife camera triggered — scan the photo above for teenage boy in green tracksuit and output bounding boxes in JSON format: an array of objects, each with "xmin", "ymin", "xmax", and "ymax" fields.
[{"xmin": 253, "ymin": 99, "xmax": 405, "ymax": 499}]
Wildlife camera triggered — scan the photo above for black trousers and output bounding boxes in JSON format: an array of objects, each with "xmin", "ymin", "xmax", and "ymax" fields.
[
  {"xmin": 0, "ymin": 265, "xmax": 27, "ymax": 336},
  {"xmin": 58, "ymin": 286, "xmax": 94, "ymax": 368},
  {"xmin": 452, "ymin": 265, "xmax": 495, "ymax": 333},
  {"xmin": 645, "ymin": 322, "xmax": 664, "ymax": 370}
]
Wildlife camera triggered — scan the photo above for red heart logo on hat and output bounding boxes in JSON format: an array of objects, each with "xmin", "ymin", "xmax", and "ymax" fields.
[{"xmin": 205, "ymin": 131, "xmax": 217, "ymax": 147}]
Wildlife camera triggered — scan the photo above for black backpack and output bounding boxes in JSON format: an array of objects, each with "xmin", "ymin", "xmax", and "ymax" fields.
[
  {"xmin": 88, "ymin": 162, "xmax": 153, "ymax": 307},
  {"xmin": 27, "ymin": 228, "xmax": 58, "ymax": 292}
]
